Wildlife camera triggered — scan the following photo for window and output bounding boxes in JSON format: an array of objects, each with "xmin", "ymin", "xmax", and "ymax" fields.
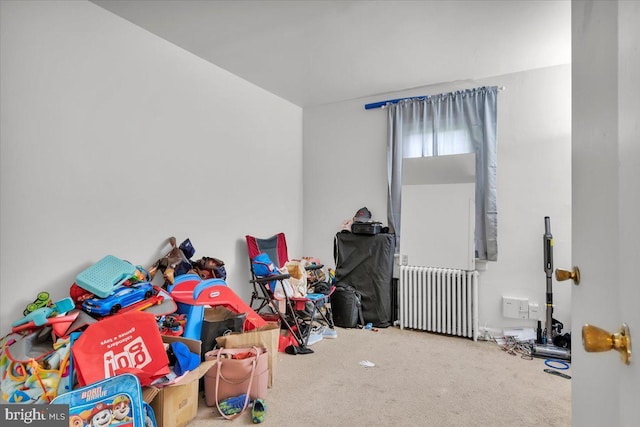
[
  {"xmin": 386, "ymin": 86, "xmax": 498, "ymax": 261},
  {"xmin": 403, "ymin": 128, "xmax": 473, "ymax": 158}
]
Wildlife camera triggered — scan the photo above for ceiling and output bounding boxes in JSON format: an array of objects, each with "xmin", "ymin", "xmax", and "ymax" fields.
[{"xmin": 92, "ymin": 0, "xmax": 571, "ymax": 107}]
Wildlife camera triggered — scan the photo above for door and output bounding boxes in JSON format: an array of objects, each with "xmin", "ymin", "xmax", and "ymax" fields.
[{"xmin": 572, "ymin": 2, "xmax": 639, "ymax": 426}]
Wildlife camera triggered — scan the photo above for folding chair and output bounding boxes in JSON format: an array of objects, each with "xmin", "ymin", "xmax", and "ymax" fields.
[{"xmin": 246, "ymin": 233, "xmax": 335, "ymax": 354}]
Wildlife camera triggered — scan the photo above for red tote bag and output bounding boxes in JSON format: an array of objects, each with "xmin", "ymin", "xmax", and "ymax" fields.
[{"xmin": 72, "ymin": 311, "xmax": 169, "ymax": 387}]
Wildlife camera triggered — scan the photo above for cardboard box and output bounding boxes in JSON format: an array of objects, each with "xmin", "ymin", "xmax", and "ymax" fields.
[{"xmin": 143, "ymin": 336, "xmax": 216, "ymax": 427}]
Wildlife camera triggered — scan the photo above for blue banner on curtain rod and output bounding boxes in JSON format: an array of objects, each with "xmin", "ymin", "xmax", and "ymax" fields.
[
  {"xmin": 364, "ymin": 86, "xmax": 501, "ymax": 110},
  {"xmin": 364, "ymin": 96, "xmax": 426, "ymax": 110}
]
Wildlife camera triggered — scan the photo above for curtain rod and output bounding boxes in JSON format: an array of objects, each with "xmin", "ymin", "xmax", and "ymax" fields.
[{"xmin": 364, "ymin": 86, "xmax": 505, "ymax": 110}]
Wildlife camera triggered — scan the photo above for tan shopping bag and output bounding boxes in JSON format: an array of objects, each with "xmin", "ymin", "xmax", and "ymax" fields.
[{"xmin": 216, "ymin": 323, "xmax": 279, "ymax": 387}]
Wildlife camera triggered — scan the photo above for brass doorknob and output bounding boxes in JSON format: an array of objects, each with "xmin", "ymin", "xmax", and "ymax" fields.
[
  {"xmin": 582, "ymin": 323, "xmax": 632, "ymax": 365},
  {"xmin": 555, "ymin": 266, "xmax": 580, "ymax": 285}
]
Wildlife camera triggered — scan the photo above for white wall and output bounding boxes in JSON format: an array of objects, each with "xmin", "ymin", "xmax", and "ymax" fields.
[
  {"xmin": 303, "ymin": 65, "xmax": 572, "ymax": 332},
  {"xmin": 0, "ymin": 0, "xmax": 303, "ymax": 335}
]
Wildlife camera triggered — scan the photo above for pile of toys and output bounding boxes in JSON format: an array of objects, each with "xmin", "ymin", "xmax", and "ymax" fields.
[
  {"xmin": 0, "ymin": 236, "xmax": 266, "ymax": 426},
  {"xmin": 9, "ymin": 237, "xmax": 228, "ymax": 339}
]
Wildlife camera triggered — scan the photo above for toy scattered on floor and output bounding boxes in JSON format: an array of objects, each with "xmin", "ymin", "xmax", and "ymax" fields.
[
  {"xmin": 81, "ymin": 282, "xmax": 157, "ymax": 316},
  {"xmin": 214, "ymin": 394, "xmax": 267, "ymax": 421},
  {"xmin": 69, "ymin": 283, "xmax": 95, "ymax": 305},
  {"xmin": 170, "ymin": 275, "xmax": 266, "ymax": 340},
  {"xmin": 131, "ymin": 266, "xmax": 151, "ymax": 283},
  {"xmin": 252, "ymin": 398, "xmax": 266, "ymax": 423},
  {"xmin": 75, "ymin": 255, "xmax": 141, "ymax": 298},
  {"xmin": 12, "ymin": 297, "xmax": 75, "ymax": 328},
  {"xmin": 218, "ymin": 394, "xmax": 248, "ymax": 416},
  {"xmin": 23, "ymin": 291, "xmax": 51, "ymax": 316},
  {"xmin": 157, "ymin": 314, "xmax": 186, "ymax": 336},
  {"xmin": 11, "ymin": 311, "xmax": 79, "ymax": 335},
  {"xmin": 70, "ymin": 265, "xmax": 148, "ymax": 307}
]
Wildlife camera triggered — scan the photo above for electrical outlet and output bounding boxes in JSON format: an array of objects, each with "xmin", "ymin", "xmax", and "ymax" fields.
[
  {"xmin": 528, "ymin": 302, "xmax": 541, "ymax": 320},
  {"xmin": 518, "ymin": 299, "xmax": 529, "ymax": 319},
  {"xmin": 401, "ymin": 254, "xmax": 408, "ymax": 265},
  {"xmin": 502, "ymin": 296, "xmax": 529, "ymax": 319}
]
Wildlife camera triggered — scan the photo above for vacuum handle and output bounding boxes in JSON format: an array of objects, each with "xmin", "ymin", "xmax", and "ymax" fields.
[{"xmin": 544, "ymin": 216, "xmax": 553, "ymax": 275}]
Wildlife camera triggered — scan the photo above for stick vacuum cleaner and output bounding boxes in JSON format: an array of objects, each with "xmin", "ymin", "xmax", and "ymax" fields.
[{"xmin": 531, "ymin": 217, "xmax": 571, "ymax": 361}]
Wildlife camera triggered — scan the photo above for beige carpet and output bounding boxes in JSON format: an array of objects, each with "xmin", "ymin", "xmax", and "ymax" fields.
[{"xmin": 190, "ymin": 327, "xmax": 571, "ymax": 426}]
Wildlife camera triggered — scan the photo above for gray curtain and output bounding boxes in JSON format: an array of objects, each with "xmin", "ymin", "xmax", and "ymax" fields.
[{"xmin": 387, "ymin": 86, "xmax": 498, "ymax": 261}]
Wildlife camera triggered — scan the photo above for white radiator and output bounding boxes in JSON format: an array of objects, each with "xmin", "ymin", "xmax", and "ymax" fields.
[{"xmin": 399, "ymin": 266, "xmax": 479, "ymax": 341}]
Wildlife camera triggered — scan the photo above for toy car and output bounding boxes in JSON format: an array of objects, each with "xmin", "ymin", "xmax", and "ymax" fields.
[
  {"xmin": 157, "ymin": 314, "xmax": 186, "ymax": 336},
  {"xmin": 81, "ymin": 282, "xmax": 156, "ymax": 316}
]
